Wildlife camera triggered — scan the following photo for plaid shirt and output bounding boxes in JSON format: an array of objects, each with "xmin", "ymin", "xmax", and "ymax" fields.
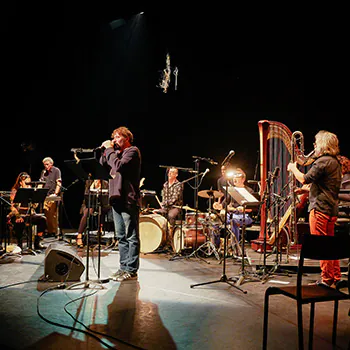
[{"xmin": 161, "ymin": 180, "xmax": 183, "ymax": 208}]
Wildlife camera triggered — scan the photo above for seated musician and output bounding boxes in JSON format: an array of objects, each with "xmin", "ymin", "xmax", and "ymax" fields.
[
  {"xmin": 76, "ymin": 179, "xmax": 110, "ymax": 248},
  {"xmin": 7, "ymin": 172, "xmax": 47, "ymax": 250},
  {"xmin": 39, "ymin": 157, "xmax": 62, "ymax": 238},
  {"xmin": 213, "ymin": 167, "xmax": 254, "ymax": 242},
  {"xmin": 153, "ymin": 167, "xmax": 183, "ymax": 246}
]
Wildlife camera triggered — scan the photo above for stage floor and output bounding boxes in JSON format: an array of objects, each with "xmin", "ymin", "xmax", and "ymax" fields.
[{"xmin": 0, "ymin": 230, "xmax": 349, "ymax": 350}]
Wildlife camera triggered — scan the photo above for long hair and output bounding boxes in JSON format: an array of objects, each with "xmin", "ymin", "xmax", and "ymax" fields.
[
  {"xmin": 12, "ymin": 172, "xmax": 30, "ymax": 191},
  {"xmin": 314, "ymin": 130, "xmax": 339, "ymax": 157}
]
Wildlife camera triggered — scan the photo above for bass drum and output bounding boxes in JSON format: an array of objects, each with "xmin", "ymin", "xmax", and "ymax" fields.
[
  {"xmin": 139, "ymin": 214, "xmax": 169, "ymax": 253},
  {"xmin": 172, "ymin": 225, "xmax": 206, "ymax": 253}
]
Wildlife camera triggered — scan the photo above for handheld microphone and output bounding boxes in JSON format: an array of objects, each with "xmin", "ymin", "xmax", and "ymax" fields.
[{"xmin": 221, "ymin": 150, "xmax": 235, "ymax": 165}]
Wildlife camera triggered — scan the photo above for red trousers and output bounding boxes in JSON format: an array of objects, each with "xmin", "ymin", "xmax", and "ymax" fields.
[{"xmin": 309, "ymin": 209, "xmax": 341, "ymax": 285}]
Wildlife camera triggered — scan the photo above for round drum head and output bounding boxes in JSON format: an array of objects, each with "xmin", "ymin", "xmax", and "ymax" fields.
[
  {"xmin": 172, "ymin": 226, "xmax": 185, "ymax": 253},
  {"xmin": 139, "ymin": 217, "xmax": 164, "ymax": 253}
]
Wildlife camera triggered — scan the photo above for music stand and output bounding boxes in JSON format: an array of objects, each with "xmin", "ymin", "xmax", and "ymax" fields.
[
  {"xmin": 226, "ymin": 185, "xmax": 262, "ymax": 287},
  {"xmin": 64, "ymin": 157, "xmax": 111, "ymax": 289},
  {"xmin": 13, "ymin": 188, "xmax": 48, "ymax": 254}
]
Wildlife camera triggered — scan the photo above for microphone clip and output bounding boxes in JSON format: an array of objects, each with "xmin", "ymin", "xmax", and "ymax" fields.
[{"xmin": 192, "ymin": 156, "xmax": 218, "ymax": 165}]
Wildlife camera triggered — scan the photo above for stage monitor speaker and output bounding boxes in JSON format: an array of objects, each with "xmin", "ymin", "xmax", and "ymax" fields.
[{"xmin": 43, "ymin": 243, "xmax": 85, "ymax": 282}]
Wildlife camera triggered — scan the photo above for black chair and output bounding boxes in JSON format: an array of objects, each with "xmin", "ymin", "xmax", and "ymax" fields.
[{"xmin": 263, "ymin": 234, "xmax": 350, "ymax": 350}]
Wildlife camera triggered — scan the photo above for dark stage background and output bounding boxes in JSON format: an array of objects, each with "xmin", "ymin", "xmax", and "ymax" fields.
[{"xmin": 1, "ymin": 5, "xmax": 347, "ymax": 229}]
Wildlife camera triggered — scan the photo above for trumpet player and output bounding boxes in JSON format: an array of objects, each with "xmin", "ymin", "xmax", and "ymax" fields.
[{"xmin": 288, "ymin": 130, "xmax": 343, "ymax": 288}]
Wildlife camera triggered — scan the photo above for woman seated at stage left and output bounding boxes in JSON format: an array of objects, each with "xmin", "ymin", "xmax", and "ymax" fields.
[{"xmin": 7, "ymin": 172, "xmax": 47, "ymax": 250}]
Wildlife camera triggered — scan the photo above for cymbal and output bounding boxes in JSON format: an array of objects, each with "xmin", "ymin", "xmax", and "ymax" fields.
[
  {"xmin": 198, "ymin": 190, "xmax": 223, "ymax": 199},
  {"xmin": 173, "ymin": 205, "xmax": 197, "ymax": 211}
]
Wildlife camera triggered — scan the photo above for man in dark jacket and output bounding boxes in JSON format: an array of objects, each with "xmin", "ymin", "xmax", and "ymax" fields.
[{"xmin": 100, "ymin": 126, "xmax": 141, "ymax": 282}]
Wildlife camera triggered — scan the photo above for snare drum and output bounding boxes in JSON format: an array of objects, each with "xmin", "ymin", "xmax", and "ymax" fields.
[
  {"xmin": 172, "ymin": 225, "xmax": 206, "ymax": 253},
  {"xmin": 185, "ymin": 212, "xmax": 207, "ymax": 226},
  {"xmin": 139, "ymin": 214, "xmax": 169, "ymax": 253}
]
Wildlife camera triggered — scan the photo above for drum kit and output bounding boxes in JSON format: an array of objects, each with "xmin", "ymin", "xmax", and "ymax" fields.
[{"xmin": 139, "ymin": 188, "xmax": 229, "ymax": 259}]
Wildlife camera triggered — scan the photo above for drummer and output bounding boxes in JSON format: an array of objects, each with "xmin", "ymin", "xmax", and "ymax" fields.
[{"xmin": 153, "ymin": 167, "xmax": 184, "ymax": 231}]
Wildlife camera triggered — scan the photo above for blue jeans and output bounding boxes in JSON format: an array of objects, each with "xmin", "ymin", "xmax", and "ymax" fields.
[
  {"xmin": 112, "ymin": 207, "xmax": 140, "ymax": 274},
  {"xmin": 228, "ymin": 213, "xmax": 253, "ymax": 241}
]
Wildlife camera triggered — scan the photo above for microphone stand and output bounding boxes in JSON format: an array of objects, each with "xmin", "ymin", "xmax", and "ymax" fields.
[
  {"xmin": 261, "ymin": 192, "xmax": 296, "ymax": 284},
  {"xmin": 190, "ymin": 177, "xmax": 247, "ymax": 293}
]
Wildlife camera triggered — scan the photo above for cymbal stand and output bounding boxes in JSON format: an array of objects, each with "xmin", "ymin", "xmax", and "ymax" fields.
[
  {"xmin": 190, "ymin": 203, "xmax": 221, "ymax": 261},
  {"xmin": 219, "ymin": 224, "xmax": 243, "ymax": 263},
  {"xmin": 200, "ymin": 193, "xmax": 222, "ymax": 261},
  {"xmin": 170, "ymin": 165, "xmax": 208, "ymax": 263},
  {"xmin": 191, "ymin": 178, "xmax": 247, "ymax": 293}
]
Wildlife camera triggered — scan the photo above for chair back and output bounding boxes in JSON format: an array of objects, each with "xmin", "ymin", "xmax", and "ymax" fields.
[
  {"xmin": 301, "ymin": 234, "xmax": 350, "ymax": 261},
  {"xmin": 297, "ymin": 234, "xmax": 350, "ymax": 290}
]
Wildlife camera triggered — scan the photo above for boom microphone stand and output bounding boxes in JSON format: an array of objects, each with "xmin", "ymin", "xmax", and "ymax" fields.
[
  {"xmin": 190, "ymin": 178, "xmax": 247, "ymax": 293},
  {"xmin": 64, "ymin": 157, "xmax": 111, "ymax": 289},
  {"xmin": 260, "ymin": 192, "xmax": 296, "ymax": 283}
]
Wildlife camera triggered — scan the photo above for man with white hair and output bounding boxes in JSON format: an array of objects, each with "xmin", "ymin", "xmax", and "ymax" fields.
[{"xmin": 40, "ymin": 157, "xmax": 62, "ymax": 238}]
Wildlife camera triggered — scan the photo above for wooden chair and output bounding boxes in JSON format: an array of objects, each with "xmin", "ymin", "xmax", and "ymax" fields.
[{"xmin": 262, "ymin": 233, "xmax": 350, "ymax": 350}]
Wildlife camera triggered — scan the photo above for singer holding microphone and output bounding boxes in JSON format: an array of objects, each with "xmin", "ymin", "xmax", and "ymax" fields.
[{"xmin": 99, "ymin": 126, "xmax": 142, "ymax": 282}]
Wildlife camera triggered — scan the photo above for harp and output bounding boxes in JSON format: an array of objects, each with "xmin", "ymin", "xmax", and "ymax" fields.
[{"xmin": 252, "ymin": 120, "xmax": 311, "ymax": 251}]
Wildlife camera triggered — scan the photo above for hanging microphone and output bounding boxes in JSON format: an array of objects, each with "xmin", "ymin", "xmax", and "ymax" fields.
[{"xmin": 221, "ymin": 150, "xmax": 235, "ymax": 165}]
